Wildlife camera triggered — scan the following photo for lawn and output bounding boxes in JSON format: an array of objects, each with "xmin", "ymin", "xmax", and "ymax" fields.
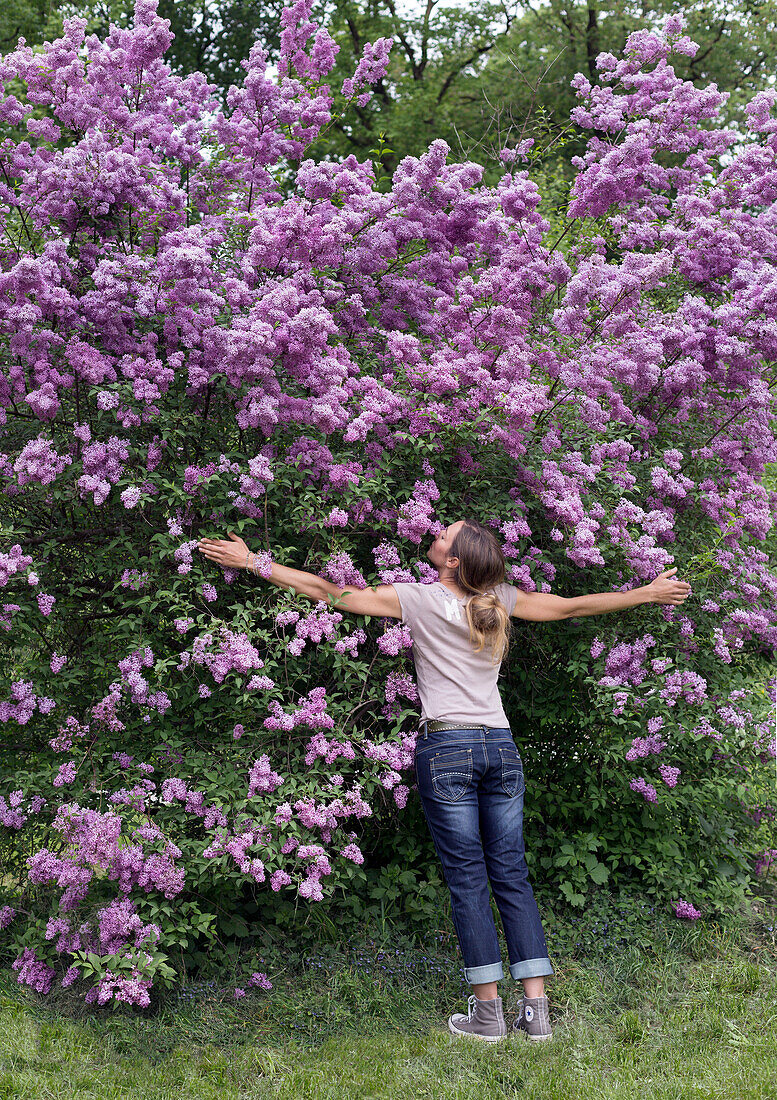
[{"xmin": 0, "ymin": 883, "xmax": 775, "ymax": 1099}]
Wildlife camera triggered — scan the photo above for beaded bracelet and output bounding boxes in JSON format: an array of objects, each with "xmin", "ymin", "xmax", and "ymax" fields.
[{"xmin": 245, "ymin": 548, "xmax": 273, "ymax": 579}]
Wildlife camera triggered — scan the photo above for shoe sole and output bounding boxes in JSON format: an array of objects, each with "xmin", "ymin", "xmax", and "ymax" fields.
[
  {"xmin": 448, "ymin": 1019, "xmax": 506, "ymax": 1042},
  {"xmin": 512, "ymin": 1024, "xmax": 553, "ymax": 1041}
]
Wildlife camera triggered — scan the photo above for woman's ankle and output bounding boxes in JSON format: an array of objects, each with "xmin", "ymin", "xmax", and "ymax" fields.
[{"xmin": 522, "ymin": 979, "xmax": 546, "ymax": 999}]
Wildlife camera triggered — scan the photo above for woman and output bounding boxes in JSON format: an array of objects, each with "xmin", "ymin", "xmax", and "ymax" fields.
[{"xmin": 197, "ymin": 519, "xmax": 691, "ymax": 1043}]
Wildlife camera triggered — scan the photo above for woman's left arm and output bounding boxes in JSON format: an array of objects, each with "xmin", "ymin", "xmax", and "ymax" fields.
[
  {"xmin": 568, "ymin": 568, "xmax": 691, "ymax": 617},
  {"xmin": 512, "ymin": 567, "xmax": 691, "ymax": 621}
]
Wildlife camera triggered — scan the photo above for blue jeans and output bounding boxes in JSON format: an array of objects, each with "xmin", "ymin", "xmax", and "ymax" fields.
[{"xmin": 414, "ymin": 725, "xmax": 554, "ymax": 985}]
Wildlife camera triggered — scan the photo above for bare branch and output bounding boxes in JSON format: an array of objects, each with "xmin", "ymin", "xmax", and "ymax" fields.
[
  {"xmin": 436, "ymin": 41, "xmax": 499, "ymax": 105},
  {"xmin": 383, "ymin": 0, "xmax": 420, "ymax": 75}
]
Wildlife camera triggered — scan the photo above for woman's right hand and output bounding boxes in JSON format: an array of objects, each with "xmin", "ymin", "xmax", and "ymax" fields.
[
  {"xmin": 197, "ymin": 531, "xmax": 250, "ymax": 571},
  {"xmin": 647, "ymin": 567, "xmax": 691, "ymax": 605}
]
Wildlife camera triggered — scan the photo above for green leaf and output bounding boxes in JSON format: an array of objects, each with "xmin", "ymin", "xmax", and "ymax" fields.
[{"xmin": 588, "ymin": 862, "xmax": 609, "ymax": 885}]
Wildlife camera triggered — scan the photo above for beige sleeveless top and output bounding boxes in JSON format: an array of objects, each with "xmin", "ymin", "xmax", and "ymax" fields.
[{"xmin": 390, "ymin": 580, "xmax": 518, "ymax": 726}]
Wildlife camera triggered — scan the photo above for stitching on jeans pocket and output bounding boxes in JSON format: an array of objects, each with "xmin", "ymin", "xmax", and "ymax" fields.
[
  {"xmin": 429, "ymin": 749, "xmax": 473, "ymax": 802},
  {"xmin": 498, "ymin": 745, "xmax": 525, "ymax": 797}
]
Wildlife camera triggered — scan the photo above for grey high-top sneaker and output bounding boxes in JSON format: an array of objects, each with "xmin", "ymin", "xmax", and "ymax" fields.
[
  {"xmin": 512, "ymin": 995, "xmax": 553, "ymax": 1041},
  {"xmin": 448, "ymin": 994, "xmax": 507, "ymax": 1042}
]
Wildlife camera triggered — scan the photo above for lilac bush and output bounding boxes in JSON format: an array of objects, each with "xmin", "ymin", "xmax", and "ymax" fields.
[{"xmin": 0, "ymin": 2, "xmax": 775, "ymax": 1006}]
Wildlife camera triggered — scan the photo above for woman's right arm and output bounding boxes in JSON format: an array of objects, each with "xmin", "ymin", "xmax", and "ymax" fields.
[
  {"xmin": 321, "ymin": 581, "xmax": 402, "ymax": 619},
  {"xmin": 259, "ymin": 561, "xmax": 402, "ymax": 619},
  {"xmin": 197, "ymin": 533, "xmax": 402, "ymax": 618},
  {"xmin": 260, "ymin": 562, "xmax": 402, "ymax": 619}
]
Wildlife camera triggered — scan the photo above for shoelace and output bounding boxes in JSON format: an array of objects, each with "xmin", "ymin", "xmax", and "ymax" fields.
[{"xmin": 465, "ymin": 993, "xmax": 478, "ymax": 1020}]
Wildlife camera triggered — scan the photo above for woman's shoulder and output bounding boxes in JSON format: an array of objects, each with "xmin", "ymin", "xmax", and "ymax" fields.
[{"xmin": 487, "ymin": 581, "xmax": 519, "ymax": 613}]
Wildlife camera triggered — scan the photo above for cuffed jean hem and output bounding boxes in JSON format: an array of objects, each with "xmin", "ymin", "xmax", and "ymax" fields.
[
  {"xmin": 509, "ymin": 957, "xmax": 554, "ymax": 980},
  {"xmin": 463, "ymin": 961, "xmax": 504, "ymax": 983}
]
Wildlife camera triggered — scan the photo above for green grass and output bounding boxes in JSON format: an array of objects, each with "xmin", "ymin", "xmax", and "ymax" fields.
[{"xmin": 1, "ymin": 883, "xmax": 775, "ymax": 1099}]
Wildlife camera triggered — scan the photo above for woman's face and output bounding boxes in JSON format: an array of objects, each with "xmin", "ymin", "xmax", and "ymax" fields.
[{"xmin": 428, "ymin": 519, "xmax": 466, "ymax": 572}]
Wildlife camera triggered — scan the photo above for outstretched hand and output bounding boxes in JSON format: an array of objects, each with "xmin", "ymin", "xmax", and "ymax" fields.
[
  {"xmin": 197, "ymin": 531, "xmax": 249, "ymax": 571},
  {"xmin": 647, "ymin": 567, "xmax": 691, "ymax": 605}
]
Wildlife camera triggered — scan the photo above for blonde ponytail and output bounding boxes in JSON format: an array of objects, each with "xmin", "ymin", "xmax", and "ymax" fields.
[
  {"xmin": 449, "ymin": 519, "xmax": 513, "ymax": 665},
  {"xmin": 464, "ymin": 590, "xmax": 512, "ymax": 666}
]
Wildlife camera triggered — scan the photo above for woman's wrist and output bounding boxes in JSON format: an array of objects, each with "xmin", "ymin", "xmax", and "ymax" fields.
[
  {"xmin": 246, "ymin": 549, "xmax": 274, "ymax": 579},
  {"xmin": 240, "ymin": 550, "xmax": 329, "ymax": 600}
]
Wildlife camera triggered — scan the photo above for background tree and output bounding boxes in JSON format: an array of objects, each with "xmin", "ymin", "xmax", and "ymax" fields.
[
  {"xmin": 0, "ymin": 0, "xmax": 286, "ymax": 92},
  {"xmin": 454, "ymin": 0, "xmax": 777, "ymax": 174},
  {"xmin": 6, "ymin": 0, "xmax": 777, "ymax": 174},
  {"xmin": 0, "ymin": 0, "xmax": 55, "ymax": 54}
]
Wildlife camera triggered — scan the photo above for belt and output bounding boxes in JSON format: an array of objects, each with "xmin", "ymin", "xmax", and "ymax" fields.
[{"xmin": 420, "ymin": 719, "xmax": 503, "ymax": 732}]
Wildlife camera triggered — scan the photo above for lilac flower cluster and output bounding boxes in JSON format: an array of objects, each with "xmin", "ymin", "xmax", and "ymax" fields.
[
  {"xmin": 12, "ymin": 948, "xmax": 57, "ymax": 994},
  {"xmin": 263, "ymin": 685, "xmax": 334, "ymax": 731},
  {"xmin": 658, "ymin": 764, "xmax": 681, "ymax": 787},
  {"xmin": 304, "ymin": 732, "xmax": 356, "ymax": 767},
  {"xmin": 249, "ymin": 970, "xmax": 273, "ymax": 991},
  {"xmin": 182, "ymin": 625, "xmax": 270, "ymax": 684},
  {"xmin": 278, "ymin": 604, "xmax": 345, "ymax": 656},
  {"xmin": 0, "ymin": 788, "xmax": 47, "ymax": 832},
  {"xmin": 247, "ymin": 754, "xmax": 285, "ymax": 796},
  {"xmin": 754, "ymin": 848, "xmax": 777, "ymax": 875},
  {"xmin": 85, "ymin": 966, "xmax": 154, "ymax": 1007},
  {"xmin": 25, "ymin": 803, "xmax": 186, "ymax": 911},
  {"xmin": 333, "ymin": 627, "xmax": 367, "ymax": 657},
  {"xmin": 629, "ymin": 777, "xmax": 658, "ymax": 802},
  {"xmin": 397, "ymin": 479, "xmax": 440, "ymax": 542},
  {"xmin": 0, "ymin": 680, "xmax": 55, "ymax": 725},
  {"xmin": 120, "ymin": 568, "xmax": 150, "ymax": 590},
  {"xmin": 600, "ymin": 633, "xmax": 657, "ymax": 687},
  {"xmin": 384, "ymin": 672, "xmax": 419, "ymax": 705},
  {"xmin": 625, "ymin": 734, "xmax": 667, "ymax": 760},
  {"xmin": 673, "ymin": 899, "xmax": 702, "ymax": 920}
]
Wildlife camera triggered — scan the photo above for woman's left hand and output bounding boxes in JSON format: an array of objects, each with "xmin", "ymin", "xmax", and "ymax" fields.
[{"xmin": 197, "ymin": 531, "xmax": 249, "ymax": 571}]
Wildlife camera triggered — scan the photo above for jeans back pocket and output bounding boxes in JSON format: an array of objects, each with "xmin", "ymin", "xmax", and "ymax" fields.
[
  {"xmin": 429, "ymin": 748, "xmax": 473, "ymax": 802},
  {"xmin": 498, "ymin": 744, "xmax": 525, "ymax": 797}
]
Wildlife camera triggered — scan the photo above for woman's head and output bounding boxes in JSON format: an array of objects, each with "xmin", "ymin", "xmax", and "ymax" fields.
[{"xmin": 429, "ymin": 518, "xmax": 512, "ymax": 665}]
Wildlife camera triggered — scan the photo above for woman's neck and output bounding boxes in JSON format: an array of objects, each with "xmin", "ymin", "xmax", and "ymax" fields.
[{"xmin": 437, "ymin": 578, "xmax": 470, "ymax": 599}]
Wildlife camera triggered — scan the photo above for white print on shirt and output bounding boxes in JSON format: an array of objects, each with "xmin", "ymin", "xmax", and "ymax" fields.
[{"xmin": 444, "ymin": 599, "xmax": 462, "ymax": 622}]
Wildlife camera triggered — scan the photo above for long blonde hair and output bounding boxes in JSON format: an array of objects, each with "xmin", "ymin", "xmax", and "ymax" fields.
[{"xmin": 449, "ymin": 519, "xmax": 513, "ymax": 665}]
